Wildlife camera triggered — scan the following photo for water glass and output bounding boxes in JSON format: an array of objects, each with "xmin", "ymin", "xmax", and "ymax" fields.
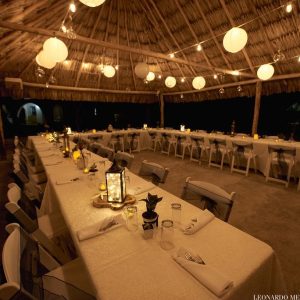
[
  {"xmin": 171, "ymin": 203, "xmax": 181, "ymax": 228},
  {"xmin": 125, "ymin": 205, "xmax": 138, "ymax": 232},
  {"xmin": 160, "ymin": 219, "xmax": 174, "ymax": 250}
]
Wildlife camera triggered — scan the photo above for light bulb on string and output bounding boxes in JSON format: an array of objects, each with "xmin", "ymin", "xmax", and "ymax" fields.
[
  {"xmin": 285, "ymin": 3, "xmax": 292, "ymax": 13},
  {"xmin": 181, "ymin": 77, "xmax": 185, "ymax": 83},
  {"xmin": 169, "ymin": 53, "xmax": 175, "ymax": 58},
  {"xmin": 196, "ymin": 44, "xmax": 202, "ymax": 51},
  {"xmin": 115, "ymin": 65, "xmax": 119, "ymax": 70},
  {"xmin": 219, "ymin": 87, "xmax": 225, "ymax": 94},
  {"xmin": 237, "ymin": 85, "xmax": 242, "ymax": 92},
  {"xmin": 69, "ymin": 2, "xmax": 76, "ymax": 13},
  {"xmin": 298, "ymin": 56, "xmax": 300, "ymax": 63},
  {"xmin": 213, "ymin": 74, "xmax": 218, "ymax": 80},
  {"xmin": 61, "ymin": 24, "xmax": 67, "ymax": 33}
]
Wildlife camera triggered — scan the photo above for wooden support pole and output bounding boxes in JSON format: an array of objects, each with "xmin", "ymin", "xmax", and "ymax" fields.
[
  {"xmin": 252, "ymin": 81, "xmax": 262, "ymax": 136},
  {"xmin": 160, "ymin": 94, "xmax": 164, "ymax": 128}
]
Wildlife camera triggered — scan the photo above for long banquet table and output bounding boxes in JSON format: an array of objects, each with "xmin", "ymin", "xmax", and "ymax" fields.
[{"xmin": 28, "ymin": 136, "xmax": 286, "ymax": 300}]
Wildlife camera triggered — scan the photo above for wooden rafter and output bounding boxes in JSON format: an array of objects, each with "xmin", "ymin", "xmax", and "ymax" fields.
[
  {"xmin": 163, "ymin": 72, "xmax": 300, "ymax": 95},
  {"xmin": 193, "ymin": 0, "xmax": 233, "ymax": 71},
  {"xmin": 117, "ymin": 0, "xmax": 120, "ymax": 90},
  {"xmin": 219, "ymin": 0, "xmax": 256, "ymax": 75},
  {"xmin": 134, "ymin": 1, "xmax": 188, "ymax": 91},
  {"xmin": 138, "ymin": 0, "xmax": 194, "ymax": 89},
  {"xmin": 124, "ymin": 1, "xmax": 137, "ymax": 91},
  {"xmin": 97, "ymin": 0, "xmax": 114, "ymax": 88},
  {"xmin": 174, "ymin": 0, "xmax": 222, "ymax": 86},
  {"xmin": 0, "ymin": 20, "xmax": 254, "ymax": 77},
  {"xmin": 0, "ymin": 1, "xmax": 65, "ymax": 49},
  {"xmin": 75, "ymin": 5, "xmax": 104, "ymax": 87}
]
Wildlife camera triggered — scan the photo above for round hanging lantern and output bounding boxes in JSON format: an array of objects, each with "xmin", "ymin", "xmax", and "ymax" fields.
[
  {"xmin": 223, "ymin": 27, "xmax": 248, "ymax": 53},
  {"xmin": 79, "ymin": 0, "xmax": 105, "ymax": 7},
  {"xmin": 257, "ymin": 64, "xmax": 274, "ymax": 80},
  {"xmin": 192, "ymin": 76, "xmax": 206, "ymax": 90},
  {"xmin": 103, "ymin": 65, "xmax": 116, "ymax": 78},
  {"xmin": 134, "ymin": 63, "xmax": 149, "ymax": 79},
  {"xmin": 35, "ymin": 51, "xmax": 56, "ymax": 69},
  {"xmin": 165, "ymin": 76, "xmax": 176, "ymax": 88},
  {"xmin": 43, "ymin": 37, "xmax": 68, "ymax": 63},
  {"xmin": 146, "ymin": 72, "xmax": 155, "ymax": 81}
]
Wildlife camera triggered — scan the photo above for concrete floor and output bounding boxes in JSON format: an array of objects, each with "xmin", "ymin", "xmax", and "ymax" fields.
[{"xmin": 130, "ymin": 150, "xmax": 300, "ymax": 293}]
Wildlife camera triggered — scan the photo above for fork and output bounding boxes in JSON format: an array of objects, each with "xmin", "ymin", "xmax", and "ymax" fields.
[{"xmin": 185, "ymin": 251, "xmax": 205, "ymax": 265}]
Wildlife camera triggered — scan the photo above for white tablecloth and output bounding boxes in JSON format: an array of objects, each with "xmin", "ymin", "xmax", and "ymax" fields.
[{"xmin": 29, "ymin": 136, "xmax": 286, "ymax": 300}]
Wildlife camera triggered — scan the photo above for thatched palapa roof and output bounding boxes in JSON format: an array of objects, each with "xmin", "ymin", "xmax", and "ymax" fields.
[{"xmin": 0, "ymin": 0, "xmax": 299, "ymax": 103}]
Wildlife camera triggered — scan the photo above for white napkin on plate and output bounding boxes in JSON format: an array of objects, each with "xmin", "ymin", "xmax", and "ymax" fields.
[
  {"xmin": 182, "ymin": 209, "xmax": 214, "ymax": 235},
  {"xmin": 174, "ymin": 247, "xmax": 233, "ymax": 297},
  {"xmin": 77, "ymin": 214, "xmax": 125, "ymax": 241}
]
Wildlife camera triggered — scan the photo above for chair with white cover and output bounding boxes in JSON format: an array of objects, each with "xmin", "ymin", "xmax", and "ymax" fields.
[
  {"xmin": 149, "ymin": 131, "xmax": 162, "ymax": 152},
  {"xmin": 230, "ymin": 142, "xmax": 257, "ymax": 176},
  {"xmin": 265, "ymin": 145, "xmax": 296, "ymax": 188},
  {"xmin": 6, "ymin": 185, "xmax": 73, "ymax": 264},
  {"xmin": 161, "ymin": 133, "xmax": 176, "ymax": 155},
  {"xmin": 97, "ymin": 145, "xmax": 115, "ymax": 161},
  {"xmin": 1, "ymin": 224, "xmax": 96, "ymax": 300},
  {"xmin": 174, "ymin": 134, "xmax": 191, "ymax": 159},
  {"xmin": 114, "ymin": 151, "xmax": 134, "ymax": 169},
  {"xmin": 109, "ymin": 133, "xmax": 125, "ymax": 152},
  {"xmin": 139, "ymin": 160, "xmax": 169, "ymax": 185},
  {"xmin": 190, "ymin": 135, "xmax": 209, "ymax": 164},
  {"xmin": 127, "ymin": 132, "xmax": 141, "ymax": 153},
  {"xmin": 88, "ymin": 134, "xmax": 103, "ymax": 144},
  {"xmin": 181, "ymin": 177, "xmax": 235, "ymax": 222},
  {"xmin": 208, "ymin": 138, "xmax": 231, "ymax": 170}
]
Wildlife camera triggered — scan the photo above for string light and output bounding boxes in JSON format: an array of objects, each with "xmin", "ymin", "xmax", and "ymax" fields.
[
  {"xmin": 181, "ymin": 77, "xmax": 186, "ymax": 83},
  {"xmin": 298, "ymin": 56, "xmax": 300, "ymax": 63},
  {"xmin": 180, "ymin": 94, "xmax": 184, "ymax": 99},
  {"xmin": 213, "ymin": 74, "xmax": 218, "ymax": 80},
  {"xmin": 285, "ymin": 3, "xmax": 292, "ymax": 13},
  {"xmin": 115, "ymin": 65, "xmax": 119, "ymax": 70},
  {"xmin": 196, "ymin": 44, "xmax": 202, "ymax": 51},
  {"xmin": 158, "ymin": 74, "xmax": 162, "ymax": 79},
  {"xmin": 61, "ymin": 24, "xmax": 67, "ymax": 33},
  {"xmin": 169, "ymin": 53, "xmax": 175, "ymax": 58},
  {"xmin": 69, "ymin": 2, "xmax": 76, "ymax": 13},
  {"xmin": 231, "ymin": 70, "xmax": 240, "ymax": 76}
]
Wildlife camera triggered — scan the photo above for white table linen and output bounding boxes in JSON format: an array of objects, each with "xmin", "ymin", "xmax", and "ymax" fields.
[{"xmin": 29, "ymin": 136, "xmax": 286, "ymax": 300}]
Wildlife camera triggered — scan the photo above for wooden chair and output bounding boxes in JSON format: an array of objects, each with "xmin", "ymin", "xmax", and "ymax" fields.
[
  {"xmin": 181, "ymin": 177, "xmax": 235, "ymax": 222},
  {"xmin": 109, "ymin": 134, "xmax": 125, "ymax": 152},
  {"xmin": 174, "ymin": 134, "xmax": 191, "ymax": 160},
  {"xmin": 149, "ymin": 131, "xmax": 162, "ymax": 152},
  {"xmin": 127, "ymin": 132, "xmax": 141, "ymax": 153},
  {"xmin": 139, "ymin": 160, "xmax": 169, "ymax": 185},
  {"xmin": 161, "ymin": 133, "xmax": 176, "ymax": 155},
  {"xmin": 190, "ymin": 135, "xmax": 209, "ymax": 164}
]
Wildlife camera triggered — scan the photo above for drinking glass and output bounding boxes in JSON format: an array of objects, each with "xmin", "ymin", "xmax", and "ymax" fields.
[
  {"xmin": 125, "ymin": 205, "xmax": 138, "ymax": 232},
  {"xmin": 171, "ymin": 203, "xmax": 181, "ymax": 228},
  {"xmin": 160, "ymin": 219, "xmax": 174, "ymax": 250}
]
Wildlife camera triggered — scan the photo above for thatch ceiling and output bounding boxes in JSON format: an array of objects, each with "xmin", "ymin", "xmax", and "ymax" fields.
[{"xmin": 0, "ymin": 0, "xmax": 299, "ymax": 102}]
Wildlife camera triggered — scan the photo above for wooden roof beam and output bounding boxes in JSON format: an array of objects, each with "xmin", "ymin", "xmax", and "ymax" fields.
[
  {"xmin": 163, "ymin": 72, "xmax": 300, "ymax": 95},
  {"xmin": 124, "ymin": 1, "xmax": 137, "ymax": 91},
  {"xmin": 0, "ymin": 20, "xmax": 254, "ymax": 78},
  {"xmin": 219, "ymin": 0, "xmax": 256, "ymax": 75},
  {"xmin": 75, "ymin": 5, "xmax": 104, "ymax": 87},
  {"xmin": 116, "ymin": 0, "xmax": 120, "ymax": 90},
  {"xmin": 174, "ymin": 0, "xmax": 222, "ymax": 85}
]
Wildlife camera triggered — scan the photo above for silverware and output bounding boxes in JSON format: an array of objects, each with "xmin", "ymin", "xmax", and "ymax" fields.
[
  {"xmin": 185, "ymin": 251, "xmax": 205, "ymax": 265},
  {"xmin": 70, "ymin": 177, "xmax": 79, "ymax": 182}
]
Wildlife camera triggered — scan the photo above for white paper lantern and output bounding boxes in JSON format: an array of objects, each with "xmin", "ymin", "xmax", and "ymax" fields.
[
  {"xmin": 43, "ymin": 37, "xmax": 68, "ymax": 63},
  {"xmin": 79, "ymin": 0, "xmax": 105, "ymax": 7},
  {"xmin": 192, "ymin": 76, "xmax": 206, "ymax": 90},
  {"xmin": 134, "ymin": 63, "xmax": 149, "ymax": 79},
  {"xmin": 223, "ymin": 27, "xmax": 248, "ymax": 53},
  {"xmin": 257, "ymin": 64, "xmax": 274, "ymax": 80},
  {"xmin": 165, "ymin": 76, "xmax": 176, "ymax": 88},
  {"xmin": 103, "ymin": 65, "xmax": 116, "ymax": 78},
  {"xmin": 146, "ymin": 72, "xmax": 155, "ymax": 81},
  {"xmin": 35, "ymin": 51, "xmax": 56, "ymax": 69}
]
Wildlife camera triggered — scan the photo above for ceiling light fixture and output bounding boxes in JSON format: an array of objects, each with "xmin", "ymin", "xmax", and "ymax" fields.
[
  {"xmin": 43, "ymin": 37, "xmax": 68, "ymax": 63},
  {"xmin": 165, "ymin": 76, "xmax": 176, "ymax": 88},
  {"xmin": 146, "ymin": 71, "xmax": 155, "ymax": 81},
  {"xmin": 257, "ymin": 64, "xmax": 275, "ymax": 80},
  {"xmin": 192, "ymin": 76, "xmax": 206, "ymax": 90},
  {"xmin": 223, "ymin": 27, "xmax": 248, "ymax": 53}
]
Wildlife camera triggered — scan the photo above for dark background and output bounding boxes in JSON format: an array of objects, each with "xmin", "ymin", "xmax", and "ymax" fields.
[{"xmin": 1, "ymin": 92, "xmax": 299, "ymax": 140}]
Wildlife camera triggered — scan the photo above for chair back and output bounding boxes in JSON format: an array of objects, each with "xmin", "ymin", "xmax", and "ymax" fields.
[
  {"xmin": 181, "ymin": 177, "xmax": 235, "ymax": 222},
  {"xmin": 232, "ymin": 141, "xmax": 253, "ymax": 153},
  {"xmin": 139, "ymin": 160, "xmax": 169, "ymax": 185},
  {"xmin": 114, "ymin": 151, "xmax": 134, "ymax": 168},
  {"xmin": 98, "ymin": 146, "xmax": 115, "ymax": 161}
]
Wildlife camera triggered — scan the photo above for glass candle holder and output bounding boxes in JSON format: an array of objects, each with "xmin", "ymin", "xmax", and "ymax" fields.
[
  {"xmin": 125, "ymin": 205, "xmax": 138, "ymax": 232},
  {"xmin": 171, "ymin": 203, "xmax": 181, "ymax": 228},
  {"xmin": 160, "ymin": 219, "xmax": 174, "ymax": 250}
]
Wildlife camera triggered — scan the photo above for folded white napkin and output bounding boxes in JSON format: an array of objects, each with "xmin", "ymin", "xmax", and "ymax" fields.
[
  {"xmin": 77, "ymin": 214, "xmax": 125, "ymax": 241},
  {"xmin": 56, "ymin": 177, "xmax": 80, "ymax": 185},
  {"xmin": 182, "ymin": 209, "xmax": 214, "ymax": 235},
  {"xmin": 44, "ymin": 159, "xmax": 63, "ymax": 166},
  {"xmin": 174, "ymin": 247, "xmax": 233, "ymax": 297}
]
